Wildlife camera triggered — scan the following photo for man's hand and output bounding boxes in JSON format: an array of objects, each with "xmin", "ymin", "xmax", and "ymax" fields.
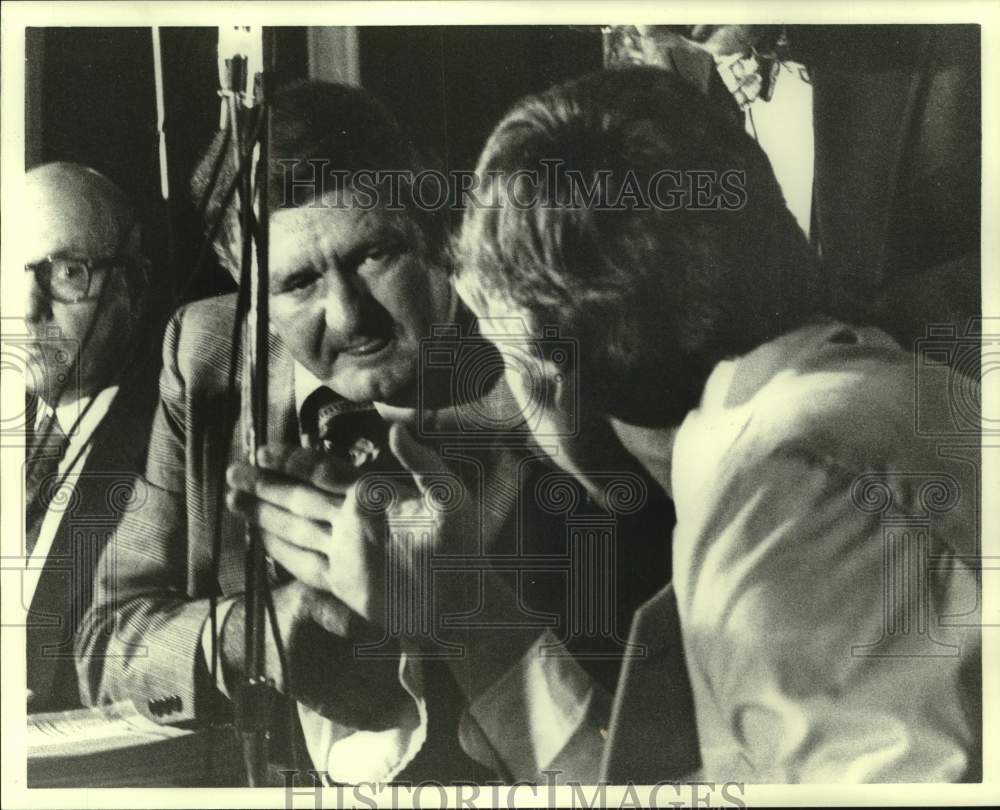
[
  {"xmin": 224, "ymin": 446, "xmax": 410, "ymax": 727},
  {"xmin": 226, "ymin": 443, "xmax": 385, "ymax": 621},
  {"xmin": 218, "ymin": 579, "xmax": 408, "ymax": 729},
  {"xmin": 228, "ymin": 429, "xmax": 480, "ymax": 628},
  {"xmin": 228, "ymin": 430, "xmax": 536, "ymax": 696},
  {"xmin": 379, "ymin": 425, "xmax": 542, "ymax": 698}
]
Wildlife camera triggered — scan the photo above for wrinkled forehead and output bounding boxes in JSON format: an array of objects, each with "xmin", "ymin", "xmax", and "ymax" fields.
[{"xmin": 267, "ymin": 191, "xmax": 422, "ymax": 258}]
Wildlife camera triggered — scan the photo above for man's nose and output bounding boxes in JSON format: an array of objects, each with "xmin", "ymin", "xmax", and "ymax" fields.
[{"xmin": 322, "ymin": 270, "xmax": 366, "ymax": 338}]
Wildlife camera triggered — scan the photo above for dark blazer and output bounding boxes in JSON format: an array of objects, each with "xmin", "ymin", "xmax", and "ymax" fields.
[
  {"xmin": 793, "ymin": 24, "xmax": 980, "ymax": 354},
  {"xmin": 608, "ymin": 25, "xmax": 980, "ymax": 358},
  {"xmin": 600, "ymin": 583, "xmax": 699, "ymax": 783},
  {"xmin": 27, "ymin": 360, "xmax": 159, "ymax": 713}
]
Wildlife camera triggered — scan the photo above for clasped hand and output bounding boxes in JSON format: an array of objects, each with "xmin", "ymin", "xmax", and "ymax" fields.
[{"xmin": 226, "ymin": 423, "xmax": 471, "ymax": 632}]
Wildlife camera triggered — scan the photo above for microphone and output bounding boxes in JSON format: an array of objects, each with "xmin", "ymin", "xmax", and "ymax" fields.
[
  {"xmin": 300, "ymin": 393, "xmax": 408, "ymax": 476},
  {"xmin": 217, "ymin": 26, "xmax": 264, "ymax": 127}
]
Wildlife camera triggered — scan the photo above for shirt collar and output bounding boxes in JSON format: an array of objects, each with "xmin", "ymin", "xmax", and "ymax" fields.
[
  {"xmin": 608, "ymin": 417, "xmax": 680, "ymax": 500},
  {"xmin": 36, "ymin": 385, "xmax": 120, "ymax": 445},
  {"xmin": 293, "ymin": 363, "xmax": 329, "ymax": 417}
]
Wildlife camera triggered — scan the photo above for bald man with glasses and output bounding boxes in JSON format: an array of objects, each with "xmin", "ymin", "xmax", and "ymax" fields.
[{"xmin": 21, "ymin": 162, "xmax": 159, "ymax": 712}]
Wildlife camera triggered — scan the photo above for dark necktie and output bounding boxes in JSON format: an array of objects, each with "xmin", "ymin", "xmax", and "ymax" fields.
[{"xmin": 25, "ymin": 412, "xmax": 70, "ymax": 557}]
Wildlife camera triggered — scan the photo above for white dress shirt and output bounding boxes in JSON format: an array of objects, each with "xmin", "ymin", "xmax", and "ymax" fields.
[{"xmin": 610, "ymin": 322, "xmax": 979, "ymax": 781}]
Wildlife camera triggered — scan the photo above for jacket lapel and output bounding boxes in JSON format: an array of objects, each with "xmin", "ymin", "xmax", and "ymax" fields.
[
  {"xmin": 267, "ymin": 330, "xmax": 298, "ymax": 447},
  {"xmin": 600, "ymin": 582, "xmax": 701, "ymax": 783},
  {"xmin": 227, "ymin": 327, "xmax": 298, "ymax": 455}
]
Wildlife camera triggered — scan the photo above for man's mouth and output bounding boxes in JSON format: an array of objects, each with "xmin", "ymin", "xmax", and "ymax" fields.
[{"xmin": 339, "ymin": 337, "xmax": 391, "ymax": 358}]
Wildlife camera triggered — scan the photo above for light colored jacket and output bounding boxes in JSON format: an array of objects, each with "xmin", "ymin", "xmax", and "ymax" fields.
[{"xmin": 603, "ymin": 321, "xmax": 980, "ymax": 782}]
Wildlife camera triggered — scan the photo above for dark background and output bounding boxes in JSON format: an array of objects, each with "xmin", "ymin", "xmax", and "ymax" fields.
[{"xmin": 27, "ymin": 26, "xmax": 601, "ymax": 319}]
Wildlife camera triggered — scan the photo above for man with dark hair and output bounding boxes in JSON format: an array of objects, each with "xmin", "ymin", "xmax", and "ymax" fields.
[
  {"xmin": 22, "ymin": 162, "xmax": 158, "ymax": 712},
  {"xmin": 77, "ymin": 80, "xmax": 669, "ymax": 784},
  {"xmin": 452, "ymin": 67, "xmax": 980, "ymax": 782}
]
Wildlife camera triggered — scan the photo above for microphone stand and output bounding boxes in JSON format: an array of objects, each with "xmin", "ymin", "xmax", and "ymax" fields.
[
  {"xmin": 150, "ymin": 26, "xmax": 176, "ymax": 303},
  {"xmin": 220, "ymin": 26, "xmax": 275, "ymax": 787}
]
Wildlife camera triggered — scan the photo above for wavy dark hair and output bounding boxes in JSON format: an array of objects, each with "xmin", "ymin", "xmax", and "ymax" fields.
[
  {"xmin": 191, "ymin": 79, "xmax": 446, "ymax": 274},
  {"xmin": 455, "ymin": 66, "xmax": 822, "ymax": 426}
]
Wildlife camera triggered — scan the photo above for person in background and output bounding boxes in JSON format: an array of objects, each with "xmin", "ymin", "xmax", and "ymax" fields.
[
  {"xmin": 76, "ymin": 81, "xmax": 672, "ymax": 785},
  {"xmin": 604, "ymin": 24, "xmax": 980, "ymax": 365},
  {"xmin": 22, "ymin": 162, "xmax": 159, "ymax": 712},
  {"xmin": 451, "ymin": 66, "xmax": 980, "ymax": 782}
]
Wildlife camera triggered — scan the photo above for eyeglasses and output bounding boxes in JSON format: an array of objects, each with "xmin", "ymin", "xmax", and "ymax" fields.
[{"xmin": 25, "ymin": 255, "xmax": 125, "ymax": 304}]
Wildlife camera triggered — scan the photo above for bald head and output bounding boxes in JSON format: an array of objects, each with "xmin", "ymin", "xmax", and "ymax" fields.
[
  {"xmin": 24, "ymin": 163, "xmax": 148, "ymax": 406},
  {"xmin": 25, "ymin": 162, "xmax": 140, "ymax": 262}
]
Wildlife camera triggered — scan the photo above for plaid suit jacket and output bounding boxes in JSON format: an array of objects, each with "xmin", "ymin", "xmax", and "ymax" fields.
[{"xmin": 76, "ymin": 293, "xmax": 299, "ymax": 722}]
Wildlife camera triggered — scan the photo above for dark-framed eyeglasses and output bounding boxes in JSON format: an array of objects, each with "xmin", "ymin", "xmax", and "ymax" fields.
[{"xmin": 25, "ymin": 254, "xmax": 126, "ymax": 304}]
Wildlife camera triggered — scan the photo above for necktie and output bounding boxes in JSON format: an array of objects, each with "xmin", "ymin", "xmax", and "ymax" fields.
[{"xmin": 25, "ymin": 412, "xmax": 70, "ymax": 557}]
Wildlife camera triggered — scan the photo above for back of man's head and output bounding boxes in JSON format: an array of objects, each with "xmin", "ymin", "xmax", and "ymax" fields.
[{"xmin": 457, "ymin": 66, "xmax": 821, "ymax": 426}]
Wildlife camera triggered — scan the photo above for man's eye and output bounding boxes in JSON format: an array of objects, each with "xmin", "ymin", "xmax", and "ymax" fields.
[
  {"xmin": 359, "ymin": 244, "xmax": 402, "ymax": 270},
  {"xmin": 278, "ymin": 272, "xmax": 319, "ymax": 293},
  {"xmin": 367, "ymin": 247, "xmax": 391, "ymax": 261},
  {"xmin": 57, "ymin": 262, "xmax": 87, "ymax": 280}
]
